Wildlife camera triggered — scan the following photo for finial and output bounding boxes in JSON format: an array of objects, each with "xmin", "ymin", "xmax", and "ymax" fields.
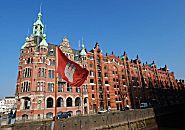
[
  {"xmin": 63, "ymin": 36, "xmax": 69, "ymax": 43},
  {"xmin": 38, "ymin": 3, "xmax": 42, "ymax": 19},
  {"xmin": 82, "ymin": 42, "xmax": 85, "ymax": 49},
  {"xmin": 27, "ymin": 28, "xmax": 30, "ymax": 37},
  {"xmin": 124, "ymin": 51, "xmax": 126, "ymax": 56},
  {"xmin": 95, "ymin": 42, "xmax": 99, "ymax": 48},
  {"xmin": 40, "ymin": 2, "xmax": 42, "ymax": 13},
  {"xmin": 78, "ymin": 40, "xmax": 81, "ymax": 50},
  {"xmin": 81, "ymin": 37, "xmax": 85, "ymax": 48},
  {"xmin": 26, "ymin": 37, "xmax": 29, "ymax": 41},
  {"xmin": 136, "ymin": 54, "xmax": 139, "ymax": 59},
  {"xmin": 82, "ymin": 37, "xmax": 84, "ymax": 44}
]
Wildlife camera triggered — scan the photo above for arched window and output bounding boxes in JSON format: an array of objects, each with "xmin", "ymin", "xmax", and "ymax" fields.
[
  {"xmin": 22, "ymin": 114, "xmax": 28, "ymax": 120},
  {"xmin": 84, "ymin": 97, "xmax": 88, "ymax": 104},
  {"xmin": 22, "ymin": 97, "xmax": 31, "ymax": 110},
  {"xmin": 126, "ymin": 100, "xmax": 129, "ymax": 105},
  {"xmin": 57, "ymin": 111, "xmax": 62, "ymax": 115},
  {"xmin": 66, "ymin": 97, "xmax": 72, "ymax": 107},
  {"xmin": 57, "ymin": 97, "xmax": 64, "ymax": 107},
  {"xmin": 68, "ymin": 111, "xmax": 73, "ymax": 116},
  {"xmin": 76, "ymin": 110, "xmax": 81, "ymax": 115},
  {"xmin": 38, "ymin": 114, "xmax": 40, "ymax": 119},
  {"xmin": 75, "ymin": 97, "xmax": 81, "ymax": 106},
  {"xmin": 47, "ymin": 97, "xmax": 53, "ymax": 108},
  {"xmin": 46, "ymin": 112, "xmax": 53, "ymax": 119}
]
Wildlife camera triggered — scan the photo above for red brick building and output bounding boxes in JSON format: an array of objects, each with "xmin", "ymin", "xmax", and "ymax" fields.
[{"xmin": 15, "ymin": 11, "xmax": 182, "ymax": 121}]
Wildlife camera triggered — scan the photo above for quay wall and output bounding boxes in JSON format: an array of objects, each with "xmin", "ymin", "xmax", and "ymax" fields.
[{"xmin": 1, "ymin": 108, "xmax": 157, "ymax": 130}]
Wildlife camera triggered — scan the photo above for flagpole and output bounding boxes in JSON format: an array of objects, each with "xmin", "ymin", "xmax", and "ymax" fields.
[{"xmin": 54, "ymin": 46, "xmax": 58, "ymax": 130}]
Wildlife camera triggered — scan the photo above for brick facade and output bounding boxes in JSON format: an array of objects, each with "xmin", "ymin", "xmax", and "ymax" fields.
[{"xmin": 15, "ymin": 11, "xmax": 184, "ymax": 121}]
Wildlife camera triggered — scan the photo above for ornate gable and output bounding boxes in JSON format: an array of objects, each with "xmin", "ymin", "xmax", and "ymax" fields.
[{"xmin": 59, "ymin": 36, "xmax": 73, "ymax": 53}]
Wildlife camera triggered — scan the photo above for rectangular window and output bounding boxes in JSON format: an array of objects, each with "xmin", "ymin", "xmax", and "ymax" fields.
[
  {"xmin": 37, "ymin": 81, "xmax": 45, "ymax": 91},
  {"xmin": 37, "ymin": 82, "xmax": 40, "ymax": 91},
  {"xmin": 49, "ymin": 59, "xmax": 55, "ymax": 66},
  {"xmin": 67, "ymin": 83, "xmax": 72, "ymax": 92},
  {"xmin": 48, "ymin": 70, "xmax": 54, "ymax": 78},
  {"xmin": 21, "ymin": 81, "xmax": 30, "ymax": 92},
  {"xmin": 98, "ymin": 72, "xmax": 101, "ymax": 78},
  {"xmin": 83, "ymin": 85, "xmax": 88, "ymax": 93},
  {"xmin": 105, "ymin": 80, "xmax": 109, "ymax": 84},
  {"xmin": 99, "ymin": 94, "xmax": 103, "ymax": 99},
  {"xmin": 41, "ymin": 57, "xmax": 45, "ymax": 64},
  {"xmin": 90, "ymin": 71, "xmax": 94, "ymax": 77},
  {"xmin": 38, "ymin": 68, "xmax": 41, "ymax": 77},
  {"xmin": 99, "ymin": 87, "xmax": 103, "ymax": 92},
  {"xmin": 92, "ymin": 86, "xmax": 94, "ymax": 90},
  {"xmin": 23, "ymin": 68, "xmax": 32, "ymax": 78},
  {"xmin": 48, "ymin": 83, "xmax": 54, "ymax": 92},
  {"xmin": 122, "ymin": 75, "xmax": 125, "ymax": 79},
  {"xmin": 96, "ymin": 56, "xmax": 100, "ymax": 64},
  {"xmin": 58, "ymin": 82, "xmax": 64, "ymax": 92},
  {"xmin": 76, "ymin": 87, "xmax": 80, "ymax": 93},
  {"xmin": 104, "ymin": 73, "xmax": 108, "ymax": 77},
  {"xmin": 90, "ymin": 79, "xmax": 94, "ymax": 83},
  {"xmin": 27, "ymin": 58, "xmax": 32, "ymax": 64},
  {"xmin": 97, "ymin": 65, "xmax": 101, "ymax": 70},
  {"xmin": 41, "ymin": 68, "xmax": 45, "ymax": 77},
  {"xmin": 89, "ymin": 56, "xmax": 94, "ymax": 60},
  {"xmin": 92, "ymin": 94, "xmax": 95, "ymax": 98}
]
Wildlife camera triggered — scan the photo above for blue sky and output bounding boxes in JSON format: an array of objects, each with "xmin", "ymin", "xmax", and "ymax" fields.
[{"xmin": 0, "ymin": 0, "xmax": 185, "ymax": 98}]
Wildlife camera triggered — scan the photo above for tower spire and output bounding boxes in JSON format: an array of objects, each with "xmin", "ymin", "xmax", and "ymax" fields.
[
  {"xmin": 80, "ymin": 38, "xmax": 86, "ymax": 56},
  {"xmin": 32, "ymin": 8, "xmax": 44, "ymax": 37}
]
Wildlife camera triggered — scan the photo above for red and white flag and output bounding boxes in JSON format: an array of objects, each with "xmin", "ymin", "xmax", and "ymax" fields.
[{"xmin": 56, "ymin": 47, "xmax": 89, "ymax": 87}]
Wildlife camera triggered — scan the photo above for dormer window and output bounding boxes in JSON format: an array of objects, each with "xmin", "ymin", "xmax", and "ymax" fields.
[{"xmin": 49, "ymin": 49, "xmax": 54, "ymax": 56}]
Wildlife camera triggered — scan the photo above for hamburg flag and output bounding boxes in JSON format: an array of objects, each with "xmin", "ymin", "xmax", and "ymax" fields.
[{"xmin": 56, "ymin": 47, "xmax": 89, "ymax": 87}]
